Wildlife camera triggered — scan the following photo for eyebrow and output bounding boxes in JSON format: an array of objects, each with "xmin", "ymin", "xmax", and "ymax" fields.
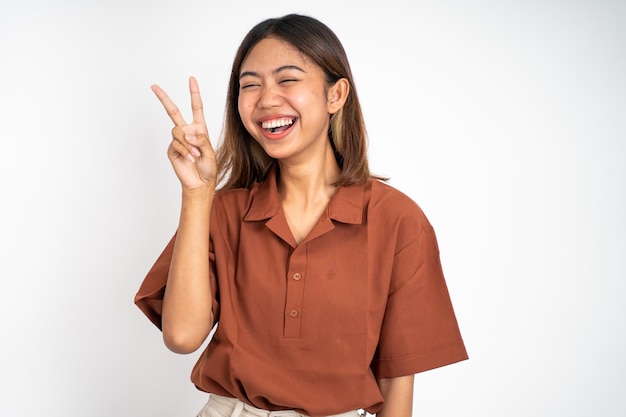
[{"xmin": 239, "ymin": 65, "xmax": 306, "ymax": 80}]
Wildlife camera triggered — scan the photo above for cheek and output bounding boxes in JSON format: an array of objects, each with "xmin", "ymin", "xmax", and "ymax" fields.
[
  {"xmin": 300, "ymin": 90, "xmax": 328, "ymax": 114},
  {"xmin": 297, "ymin": 93, "xmax": 330, "ymax": 126},
  {"xmin": 238, "ymin": 99, "xmax": 254, "ymax": 126},
  {"xmin": 238, "ymin": 100, "xmax": 262, "ymax": 140},
  {"xmin": 237, "ymin": 99, "xmax": 246, "ymax": 120}
]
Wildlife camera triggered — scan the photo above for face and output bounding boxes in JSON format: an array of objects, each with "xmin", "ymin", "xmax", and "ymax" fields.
[{"xmin": 238, "ymin": 37, "xmax": 342, "ymax": 164}]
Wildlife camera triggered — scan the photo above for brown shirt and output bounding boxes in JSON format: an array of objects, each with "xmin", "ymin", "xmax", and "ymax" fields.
[{"xmin": 135, "ymin": 168, "xmax": 467, "ymax": 416}]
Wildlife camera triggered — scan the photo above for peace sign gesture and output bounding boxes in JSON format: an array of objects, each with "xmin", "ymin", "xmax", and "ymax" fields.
[{"xmin": 151, "ymin": 76, "xmax": 217, "ymax": 192}]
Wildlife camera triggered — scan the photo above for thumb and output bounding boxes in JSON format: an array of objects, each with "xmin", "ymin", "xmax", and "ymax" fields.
[{"xmin": 186, "ymin": 132, "xmax": 214, "ymax": 155}]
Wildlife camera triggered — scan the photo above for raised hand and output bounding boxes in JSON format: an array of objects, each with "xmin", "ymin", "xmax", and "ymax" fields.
[{"xmin": 151, "ymin": 76, "xmax": 217, "ymax": 191}]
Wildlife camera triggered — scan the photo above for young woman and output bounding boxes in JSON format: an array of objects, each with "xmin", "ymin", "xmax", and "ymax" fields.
[{"xmin": 135, "ymin": 14, "xmax": 467, "ymax": 417}]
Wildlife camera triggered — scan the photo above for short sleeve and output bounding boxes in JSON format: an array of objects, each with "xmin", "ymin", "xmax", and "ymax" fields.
[
  {"xmin": 134, "ymin": 233, "xmax": 219, "ymax": 330},
  {"xmin": 371, "ymin": 225, "xmax": 468, "ymax": 378}
]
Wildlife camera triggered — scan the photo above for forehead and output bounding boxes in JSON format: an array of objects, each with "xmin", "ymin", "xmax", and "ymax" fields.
[{"xmin": 240, "ymin": 37, "xmax": 312, "ymax": 74}]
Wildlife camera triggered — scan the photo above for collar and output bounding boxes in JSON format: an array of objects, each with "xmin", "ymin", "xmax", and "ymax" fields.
[{"xmin": 244, "ymin": 166, "xmax": 366, "ymax": 225}]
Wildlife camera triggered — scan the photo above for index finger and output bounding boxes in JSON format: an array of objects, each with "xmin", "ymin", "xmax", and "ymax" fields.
[
  {"xmin": 189, "ymin": 76, "xmax": 206, "ymax": 126},
  {"xmin": 151, "ymin": 84, "xmax": 186, "ymax": 127}
]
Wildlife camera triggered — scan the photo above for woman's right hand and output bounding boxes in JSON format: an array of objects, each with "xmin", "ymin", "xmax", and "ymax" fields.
[{"xmin": 151, "ymin": 76, "xmax": 217, "ymax": 191}]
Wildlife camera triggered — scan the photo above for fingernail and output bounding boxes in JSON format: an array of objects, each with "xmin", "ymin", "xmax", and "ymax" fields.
[
  {"xmin": 187, "ymin": 153, "xmax": 196, "ymax": 163},
  {"xmin": 186, "ymin": 134, "xmax": 196, "ymax": 143},
  {"xmin": 192, "ymin": 147, "xmax": 201, "ymax": 157}
]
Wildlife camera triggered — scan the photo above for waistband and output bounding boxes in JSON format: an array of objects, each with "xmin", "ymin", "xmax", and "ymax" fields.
[{"xmin": 204, "ymin": 394, "xmax": 363, "ymax": 417}]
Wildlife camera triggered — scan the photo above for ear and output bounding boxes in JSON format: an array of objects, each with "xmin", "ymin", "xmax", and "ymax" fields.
[{"xmin": 327, "ymin": 78, "xmax": 350, "ymax": 114}]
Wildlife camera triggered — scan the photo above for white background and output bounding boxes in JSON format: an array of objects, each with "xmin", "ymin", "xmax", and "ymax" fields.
[{"xmin": 1, "ymin": 0, "xmax": 625, "ymax": 416}]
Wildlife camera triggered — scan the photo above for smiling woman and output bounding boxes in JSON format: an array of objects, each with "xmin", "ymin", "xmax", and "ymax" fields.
[
  {"xmin": 238, "ymin": 37, "xmax": 349, "ymax": 169},
  {"xmin": 134, "ymin": 13, "xmax": 467, "ymax": 417}
]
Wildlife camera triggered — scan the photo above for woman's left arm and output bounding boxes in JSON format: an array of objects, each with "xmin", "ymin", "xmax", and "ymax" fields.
[{"xmin": 376, "ymin": 375, "xmax": 415, "ymax": 417}]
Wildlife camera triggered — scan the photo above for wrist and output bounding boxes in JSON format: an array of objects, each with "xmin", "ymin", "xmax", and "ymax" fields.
[
  {"xmin": 182, "ymin": 184, "xmax": 215, "ymax": 200},
  {"xmin": 181, "ymin": 187, "xmax": 215, "ymax": 213}
]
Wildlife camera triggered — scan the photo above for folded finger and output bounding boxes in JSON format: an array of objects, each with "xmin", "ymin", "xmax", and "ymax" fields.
[
  {"xmin": 172, "ymin": 126, "xmax": 198, "ymax": 157},
  {"xmin": 170, "ymin": 137, "xmax": 196, "ymax": 163}
]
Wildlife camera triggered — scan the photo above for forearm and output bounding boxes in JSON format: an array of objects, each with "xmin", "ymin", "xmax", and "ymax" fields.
[
  {"xmin": 162, "ymin": 187, "xmax": 215, "ymax": 353},
  {"xmin": 376, "ymin": 375, "xmax": 414, "ymax": 417}
]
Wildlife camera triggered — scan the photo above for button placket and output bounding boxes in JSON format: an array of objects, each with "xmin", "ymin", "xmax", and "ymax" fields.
[{"xmin": 284, "ymin": 246, "xmax": 306, "ymax": 338}]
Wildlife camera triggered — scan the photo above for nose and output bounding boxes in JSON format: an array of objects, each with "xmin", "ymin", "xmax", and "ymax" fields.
[{"xmin": 257, "ymin": 85, "xmax": 282, "ymax": 109}]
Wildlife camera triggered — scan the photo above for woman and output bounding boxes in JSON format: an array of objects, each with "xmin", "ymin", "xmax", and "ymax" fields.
[{"xmin": 135, "ymin": 14, "xmax": 467, "ymax": 417}]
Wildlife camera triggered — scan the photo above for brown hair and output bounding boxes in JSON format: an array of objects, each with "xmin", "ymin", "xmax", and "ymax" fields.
[{"xmin": 216, "ymin": 14, "xmax": 375, "ymax": 190}]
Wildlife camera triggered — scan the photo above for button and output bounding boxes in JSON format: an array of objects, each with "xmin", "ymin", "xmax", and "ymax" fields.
[
  {"xmin": 293, "ymin": 273, "xmax": 302, "ymax": 280},
  {"xmin": 289, "ymin": 309, "xmax": 299, "ymax": 318}
]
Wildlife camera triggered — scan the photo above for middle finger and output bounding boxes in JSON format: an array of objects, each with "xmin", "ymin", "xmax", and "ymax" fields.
[{"xmin": 151, "ymin": 84, "xmax": 187, "ymax": 127}]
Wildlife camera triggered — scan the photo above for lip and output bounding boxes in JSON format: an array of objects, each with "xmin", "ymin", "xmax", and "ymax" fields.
[{"xmin": 256, "ymin": 115, "xmax": 298, "ymax": 141}]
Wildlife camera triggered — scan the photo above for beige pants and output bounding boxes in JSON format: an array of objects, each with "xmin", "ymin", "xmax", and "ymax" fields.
[{"xmin": 197, "ymin": 394, "xmax": 363, "ymax": 417}]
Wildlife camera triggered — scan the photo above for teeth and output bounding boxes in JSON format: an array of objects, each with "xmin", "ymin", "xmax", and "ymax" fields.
[{"xmin": 261, "ymin": 117, "xmax": 295, "ymax": 129}]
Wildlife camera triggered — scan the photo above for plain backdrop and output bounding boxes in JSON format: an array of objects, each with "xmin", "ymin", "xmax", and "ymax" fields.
[{"xmin": 1, "ymin": 0, "xmax": 625, "ymax": 416}]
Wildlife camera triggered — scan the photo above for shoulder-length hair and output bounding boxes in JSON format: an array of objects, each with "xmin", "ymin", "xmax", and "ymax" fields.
[{"xmin": 216, "ymin": 14, "xmax": 376, "ymax": 190}]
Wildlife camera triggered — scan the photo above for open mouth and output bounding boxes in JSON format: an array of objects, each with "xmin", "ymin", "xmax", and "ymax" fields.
[{"xmin": 260, "ymin": 117, "xmax": 296, "ymax": 134}]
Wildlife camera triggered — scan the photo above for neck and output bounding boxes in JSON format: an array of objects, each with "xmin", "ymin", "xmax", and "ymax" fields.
[{"xmin": 277, "ymin": 146, "xmax": 340, "ymax": 206}]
